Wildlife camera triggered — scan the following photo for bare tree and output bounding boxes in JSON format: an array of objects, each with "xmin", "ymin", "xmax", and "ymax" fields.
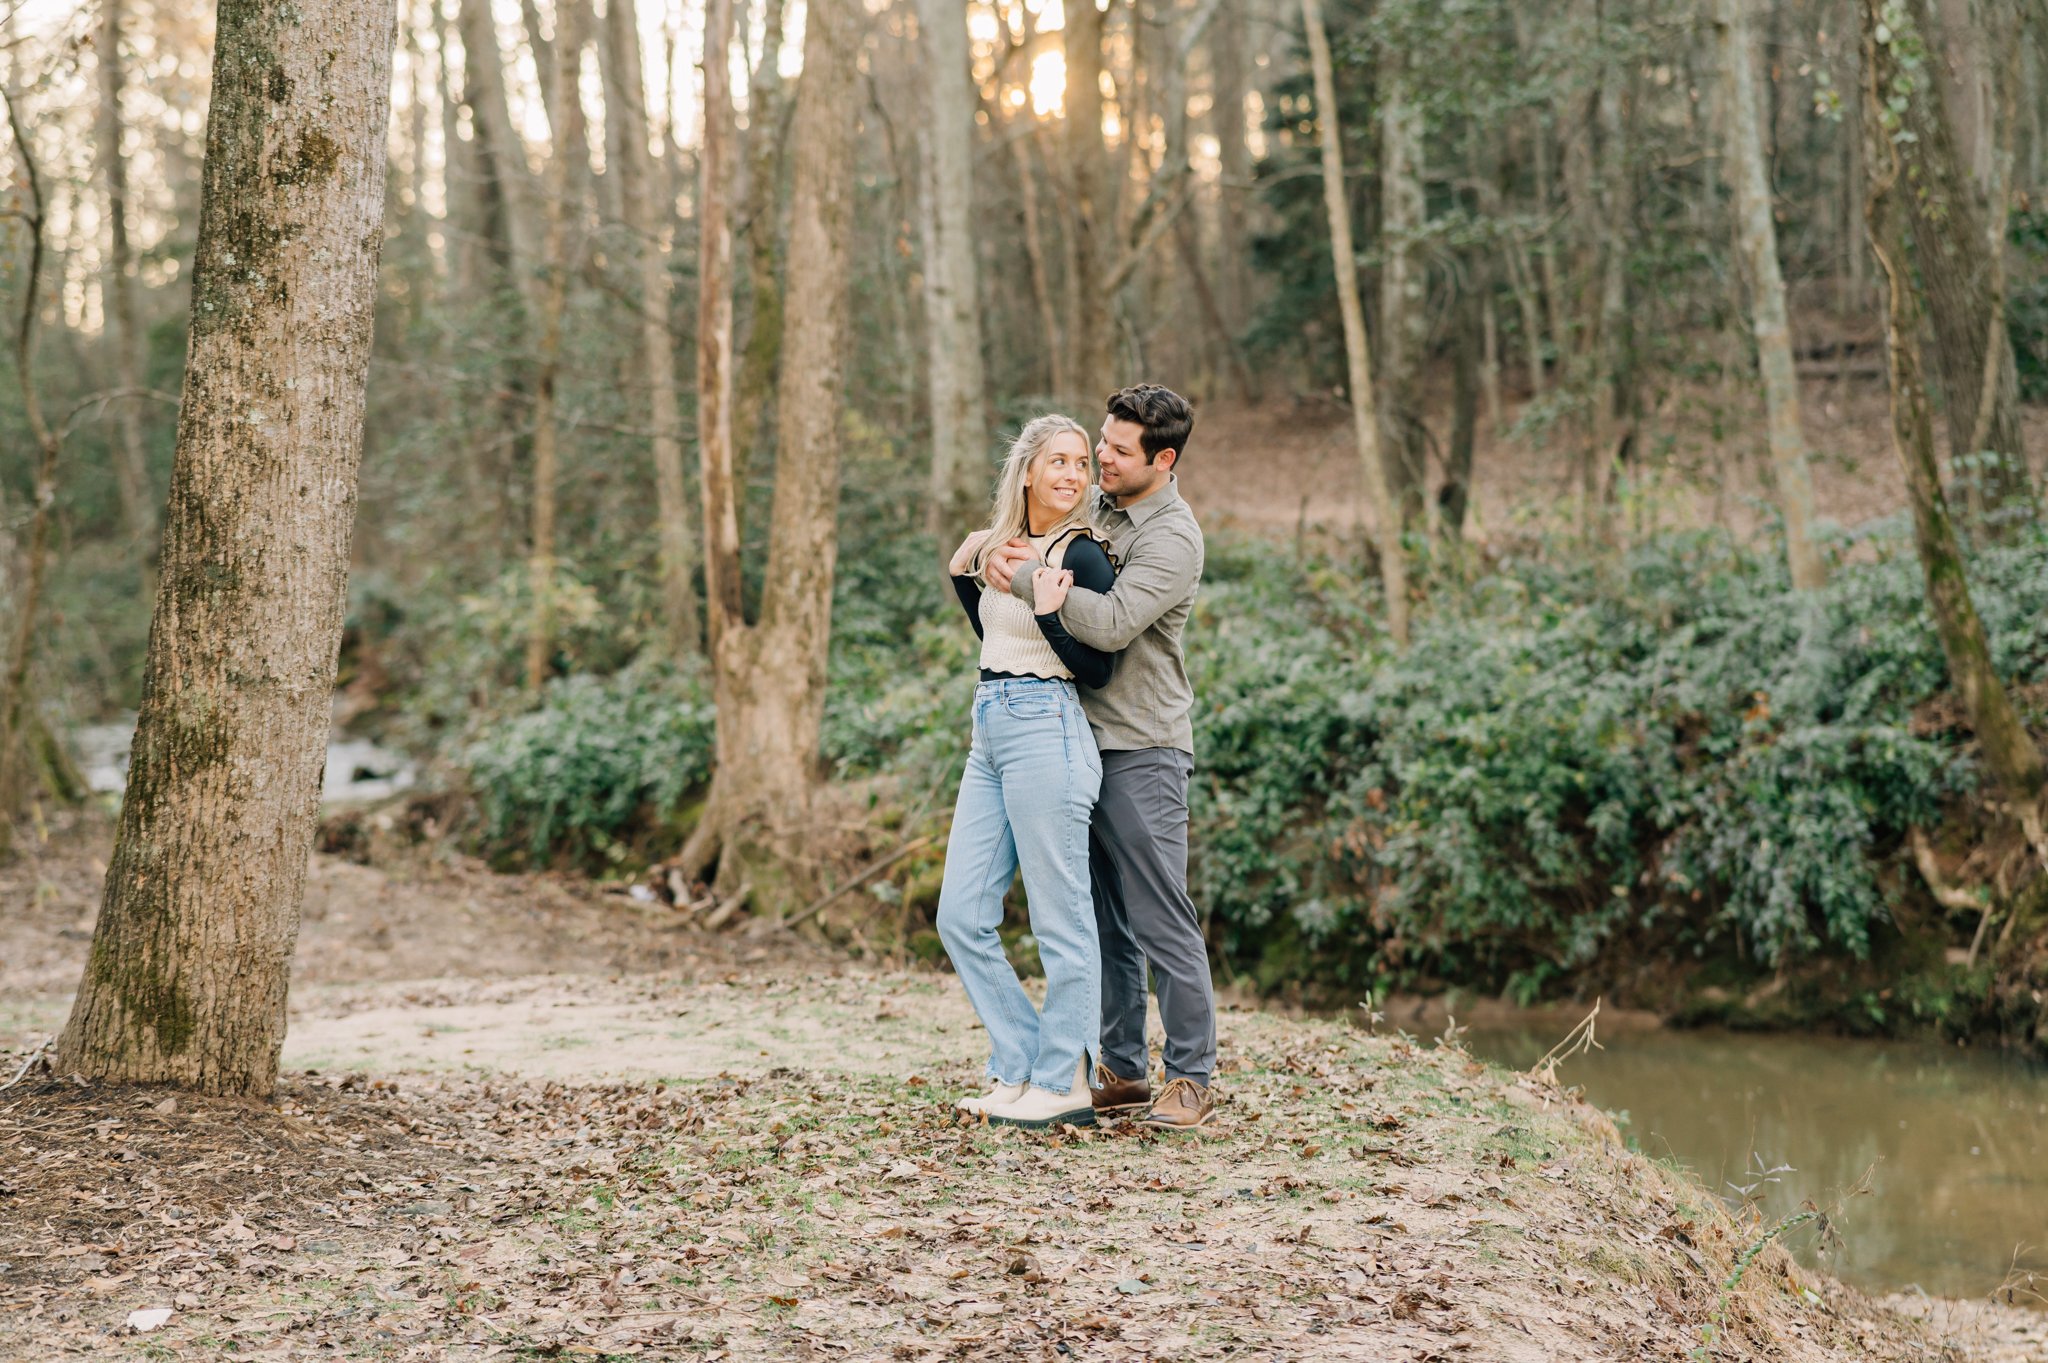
[
  {"xmin": 1860, "ymin": 0, "xmax": 2048, "ymax": 862},
  {"xmin": 1063, "ymin": 0, "xmax": 1115, "ymax": 399},
  {"xmin": 603, "ymin": 0, "xmax": 701, "ymax": 654},
  {"xmin": 1302, "ymin": 0, "xmax": 1408, "ymax": 646},
  {"xmin": 1896, "ymin": 0, "xmax": 2037, "ymax": 528},
  {"xmin": 1377, "ymin": 46, "xmax": 1428, "ymax": 528},
  {"xmin": 97, "ymin": 0, "xmax": 156, "ymax": 548},
  {"xmin": 523, "ymin": 0, "xmax": 591, "ymax": 692},
  {"xmin": 681, "ymin": 0, "xmax": 862, "ymax": 906},
  {"xmin": 54, "ymin": 0, "xmax": 399, "ymax": 1094},
  {"xmin": 0, "ymin": 92, "xmax": 88, "ymax": 855},
  {"xmin": 731, "ymin": 0, "xmax": 790, "ymax": 471},
  {"xmin": 917, "ymin": 0, "xmax": 992, "ymax": 536},
  {"xmin": 1713, "ymin": 0, "xmax": 1826, "ymax": 590}
]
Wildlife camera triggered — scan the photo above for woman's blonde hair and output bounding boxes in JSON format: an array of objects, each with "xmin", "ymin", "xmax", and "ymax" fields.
[{"xmin": 972, "ymin": 414, "xmax": 1095, "ymax": 579}]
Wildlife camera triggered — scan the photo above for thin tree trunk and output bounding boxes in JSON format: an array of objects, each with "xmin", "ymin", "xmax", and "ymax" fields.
[
  {"xmin": 1377, "ymin": 50, "xmax": 1428, "ymax": 530},
  {"xmin": 0, "ymin": 93, "xmax": 68, "ymax": 854},
  {"xmin": 457, "ymin": 0, "xmax": 538, "ymax": 297},
  {"xmin": 53, "ymin": 0, "xmax": 398, "ymax": 1094},
  {"xmin": 1861, "ymin": 0, "xmax": 2048, "ymax": 861},
  {"xmin": 681, "ymin": 0, "xmax": 860, "ymax": 906},
  {"xmin": 917, "ymin": 0, "xmax": 992, "ymax": 537},
  {"xmin": 524, "ymin": 0, "xmax": 590, "ymax": 692},
  {"xmin": 1714, "ymin": 0, "xmax": 1826, "ymax": 589},
  {"xmin": 604, "ymin": 0, "xmax": 701, "ymax": 654},
  {"xmin": 1898, "ymin": 0, "xmax": 2037, "ymax": 528},
  {"xmin": 1209, "ymin": 0, "xmax": 1252, "ymax": 341},
  {"xmin": 1064, "ymin": 0, "xmax": 1115, "ymax": 402},
  {"xmin": 695, "ymin": 0, "xmax": 742, "ymax": 653},
  {"xmin": 730, "ymin": 0, "xmax": 789, "ymax": 474},
  {"xmin": 1302, "ymin": 0, "xmax": 1407, "ymax": 646},
  {"xmin": 97, "ymin": 0, "xmax": 155, "ymax": 547},
  {"xmin": 1013, "ymin": 131, "xmax": 1067, "ymax": 398},
  {"xmin": 1442, "ymin": 270, "xmax": 1481, "ymax": 542}
]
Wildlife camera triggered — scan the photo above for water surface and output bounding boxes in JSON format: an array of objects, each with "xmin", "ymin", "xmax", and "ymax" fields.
[{"xmin": 1462, "ymin": 1025, "xmax": 2048, "ymax": 1301}]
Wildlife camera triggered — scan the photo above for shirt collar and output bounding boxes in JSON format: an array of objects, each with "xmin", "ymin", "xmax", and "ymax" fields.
[{"xmin": 1115, "ymin": 473, "xmax": 1183, "ymax": 525}]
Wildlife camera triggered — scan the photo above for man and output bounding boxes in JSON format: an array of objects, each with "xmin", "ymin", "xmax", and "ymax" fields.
[{"xmin": 984, "ymin": 383, "xmax": 1218, "ymax": 1131}]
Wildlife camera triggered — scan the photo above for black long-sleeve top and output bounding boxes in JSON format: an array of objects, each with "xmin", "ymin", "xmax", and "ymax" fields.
[{"xmin": 951, "ymin": 532, "xmax": 1118, "ymax": 689}]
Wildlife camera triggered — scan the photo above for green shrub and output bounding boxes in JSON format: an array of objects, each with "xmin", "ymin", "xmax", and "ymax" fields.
[
  {"xmin": 462, "ymin": 661, "xmax": 714, "ymax": 869},
  {"xmin": 1187, "ymin": 527, "xmax": 2048, "ymax": 994}
]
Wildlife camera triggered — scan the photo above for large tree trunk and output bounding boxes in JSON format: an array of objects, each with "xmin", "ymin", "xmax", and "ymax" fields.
[
  {"xmin": 97, "ymin": 0, "xmax": 156, "ymax": 548},
  {"xmin": 1063, "ymin": 0, "xmax": 1115, "ymax": 403},
  {"xmin": 1861, "ymin": 0, "xmax": 2048, "ymax": 861},
  {"xmin": 54, "ymin": 0, "xmax": 397, "ymax": 1095},
  {"xmin": 523, "ymin": 0, "xmax": 590, "ymax": 693},
  {"xmin": 1377, "ymin": 50, "xmax": 1428, "ymax": 530},
  {"xmin": 917, "ymin": 0, "xmax": 992, "ymax": 537},
  {"xmin": 682, "ymin": 0, "xmax": 860, "ymax": 907},
  {"xmin": 1302, "ymin": 0, "xmax": 1407, "ymax": 647},
  {"xmin": 604, "ymin": 0, "xmax": 700, "ymax": 655},
  {"xmin": 1897, "ymin": 0, "xmax": 2037, "ymax": 530},
  {"xmin": 1714, "ymin": 0, "xmax": 1826, "ymax": 590}
]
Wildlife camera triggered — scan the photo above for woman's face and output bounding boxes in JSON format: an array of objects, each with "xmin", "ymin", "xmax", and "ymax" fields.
[{"xmin": 1025, "ymin": 430, "xmax": 1091, "ymax": 521}]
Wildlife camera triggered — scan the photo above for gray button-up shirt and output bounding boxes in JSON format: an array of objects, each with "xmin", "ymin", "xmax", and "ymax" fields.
[{"xmin": 1007, "ymin": 476, "xmax": 1203, "ymax": 754}]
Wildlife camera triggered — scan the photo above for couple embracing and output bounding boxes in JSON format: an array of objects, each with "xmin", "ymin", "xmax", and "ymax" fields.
[{"xmin": 937, "ymin": 384, "xmax": 1216, "ymax": 1133}]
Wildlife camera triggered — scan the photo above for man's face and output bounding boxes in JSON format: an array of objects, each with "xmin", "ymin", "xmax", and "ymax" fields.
[{"xmin": 1096, "ymin": 416, "xmax": 1172, "ymax": 502}]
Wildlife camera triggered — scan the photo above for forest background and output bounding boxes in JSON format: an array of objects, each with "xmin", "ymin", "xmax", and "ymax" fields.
[{"xmin": 5, "ymin": 0, "xmax": 2048, "ymax": 1061}]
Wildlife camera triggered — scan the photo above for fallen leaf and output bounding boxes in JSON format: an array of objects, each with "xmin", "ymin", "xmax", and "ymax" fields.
[{"xmin": 125, "ymin": 1307, "xmax": 173, "ymax": 1333}]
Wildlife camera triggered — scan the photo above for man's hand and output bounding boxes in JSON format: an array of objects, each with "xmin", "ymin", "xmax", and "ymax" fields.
[
  {"xmin": 1032, "ymin": 567, "xmax": 1074, "ymax": 613},
  {"xmin": 982, "ymin": 538, "xmax": 1036, "ymax": 593},
  {"xmin": 947, "ymin": 529, "xmax": 991, "ymax": 577}
]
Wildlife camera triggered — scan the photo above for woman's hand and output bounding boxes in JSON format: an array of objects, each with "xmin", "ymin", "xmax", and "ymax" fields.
[
  {"xmin": 1033, "ymin": 567, "xmax": 1075, "ymax": 613},
  {"xmin": 948, "ymin": 530, "xmax": 992, "ymax": 577}
]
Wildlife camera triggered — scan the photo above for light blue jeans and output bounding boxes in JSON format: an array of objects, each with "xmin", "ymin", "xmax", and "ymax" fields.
[{"xmin": 936, "ymin": 678, "xmax": 1103, "ymax": 1094}]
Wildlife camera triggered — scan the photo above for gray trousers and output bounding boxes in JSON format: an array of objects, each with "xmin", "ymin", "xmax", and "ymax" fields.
[{"xmin": 1091, "ymin": 747, "xmax": 1217, "ymax": 1087}]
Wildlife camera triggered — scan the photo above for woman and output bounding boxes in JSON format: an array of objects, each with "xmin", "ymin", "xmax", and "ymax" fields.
[{"xmin": 939, "ymin": 414, "xmax": 1118, "ymax": 1128}]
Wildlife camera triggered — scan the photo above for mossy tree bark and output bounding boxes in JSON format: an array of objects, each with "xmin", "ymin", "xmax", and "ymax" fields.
[
  {"xmin": 53, "ymin": 0, "xmax": 398, "ymax": 1095},
  {"xmin": 916, "ymin": 0, "xmax": 992, "ymax": 539},
  {"xmin": 1860, "ymin": 0, "xmax": 2048, "ymax": 864},
  {"xmin": 1302, "ymin": 0, "xmax": 1408, "ymax": 647},
  {"xmin": 680, "ymin": 0, "xmax": 860, "ymax": 907},
  {"xmin": 1713, "ymin": 0, "xmax": 1826, "ymax": 590}
]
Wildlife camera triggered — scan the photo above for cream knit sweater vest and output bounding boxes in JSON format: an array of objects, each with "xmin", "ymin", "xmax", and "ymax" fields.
[{"xmin": 977, "ymin": 528, "xmax": 1083, "ymax": 679}]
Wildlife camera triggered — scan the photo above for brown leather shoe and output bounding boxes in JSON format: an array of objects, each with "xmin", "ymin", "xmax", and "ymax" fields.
[
  {"xmin": 1141, "ymin": 1077, "xmax": 1216, "ymax": 1132},
  {"xmin": 1090, "ymin": 1063, "xmax": 1150, "ymax": 1118}
]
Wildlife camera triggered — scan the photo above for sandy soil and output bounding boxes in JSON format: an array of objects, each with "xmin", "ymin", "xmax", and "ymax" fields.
[{"xmin": 4, "ymin": 826, "xmax": 2041, "ymax": 1362}]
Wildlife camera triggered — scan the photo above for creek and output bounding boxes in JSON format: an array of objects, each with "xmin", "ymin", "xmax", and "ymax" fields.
[{"xmin": 1463, "ymin": 1023, "xmax": 2048, "ymax": 1303}]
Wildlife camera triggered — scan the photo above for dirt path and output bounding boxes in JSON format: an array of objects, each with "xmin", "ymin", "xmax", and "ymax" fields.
[{"xmin": 3, "ymin": 829, "xmax": 2041, "ymax": 1361}]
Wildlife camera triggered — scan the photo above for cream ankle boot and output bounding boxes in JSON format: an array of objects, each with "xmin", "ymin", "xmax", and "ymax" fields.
[
  {"xmin": 985, "ymin": 1057, "xmax": 1096, "ymax": 1129},
  {"xmin": 956, "ymin": 1080, "xmax": 1027, "ymax": 1115}
]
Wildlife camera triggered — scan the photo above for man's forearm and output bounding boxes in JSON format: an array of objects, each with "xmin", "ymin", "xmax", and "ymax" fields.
[{"xmin": 1052, "ymin": 586, "xmax": 1127, "ymax": 651}]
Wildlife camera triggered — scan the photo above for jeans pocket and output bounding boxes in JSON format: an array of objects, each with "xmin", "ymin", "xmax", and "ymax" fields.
[{"xmin": 1002, "ymin": 693, "xmax": 1063, "ymax": 721}]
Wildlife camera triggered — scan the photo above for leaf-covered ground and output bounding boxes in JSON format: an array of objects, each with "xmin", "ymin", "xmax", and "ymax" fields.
[
  {"xmin": 2, "ymin": 829, "xmax": 2041, "ymax": 1360},
  {"xmin": 6, "ymin": 969, "xmax": 2043, "ymax": 1362}
]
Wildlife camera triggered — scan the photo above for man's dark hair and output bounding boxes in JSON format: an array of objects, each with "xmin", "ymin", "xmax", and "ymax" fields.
[{"xmin": 1105, "ymin": 383, "xmax": 1194, "ymax": 465}]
